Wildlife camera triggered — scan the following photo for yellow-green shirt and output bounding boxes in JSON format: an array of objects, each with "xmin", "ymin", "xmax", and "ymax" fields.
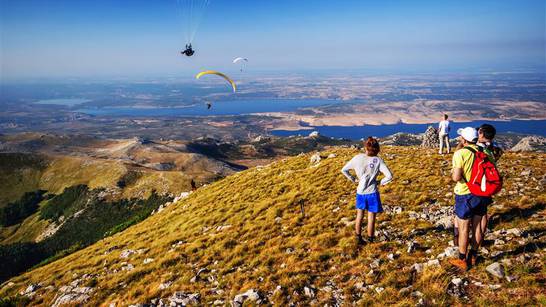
[{"xmin": 452, "ymin": 144, "xmax": 495, "ymax": 195}]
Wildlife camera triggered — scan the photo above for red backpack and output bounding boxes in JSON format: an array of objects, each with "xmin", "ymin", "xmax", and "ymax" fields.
[{"xmin": 464, "ymin": 146, "xmax": 503, "ymax": 197}]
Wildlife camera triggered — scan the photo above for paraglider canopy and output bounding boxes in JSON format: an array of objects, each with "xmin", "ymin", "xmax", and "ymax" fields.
[
  {"xmin": 196, "ymin": 70, "xmax": 237, "ymax": 93},
  {"xmin": 233, "ymin": 57, "xmax": 248, "ymax": 64},
  {"xmin": 233, "ymin": 57, "xmax": 249, "ymax": 72}
]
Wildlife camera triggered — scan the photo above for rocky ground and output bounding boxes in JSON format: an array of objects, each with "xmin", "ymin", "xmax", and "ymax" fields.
[{"xmin": 1, "ymin": 146, "xmax": 544, "ymax": 306}]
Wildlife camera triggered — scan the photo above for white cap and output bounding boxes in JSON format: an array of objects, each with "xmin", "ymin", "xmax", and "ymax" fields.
[{"xmin": 457, "ymin": 127, "xmax": 478, "ymax": 142}]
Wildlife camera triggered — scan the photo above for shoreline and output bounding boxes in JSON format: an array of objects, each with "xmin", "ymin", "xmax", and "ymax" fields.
[{"xmin": 258, "ymin": 100, "xmax": 546, "ymax": 130}]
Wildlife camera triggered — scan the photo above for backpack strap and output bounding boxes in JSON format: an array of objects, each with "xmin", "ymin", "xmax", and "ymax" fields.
[
  {"xmin": 463, "ymin": 146, "xmax": 477, "ymax": 154},
  {"xmin": 461, "ymin": 146, "xmax": 478, "ymax": 183}
]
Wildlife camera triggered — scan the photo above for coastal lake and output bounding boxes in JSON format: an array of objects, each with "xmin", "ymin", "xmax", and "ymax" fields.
[
  {"xmin": 76, "ymin": 99, "xmax": 339, "ymax": 116},
  {"xmin": 75, "ymin": 99, "xmax": 546, "ymax": 139},
  {"xmin": 272, "ymin": 120, "xmax": 546, "ymax": 139},
  {"xmin": 35, "ymin": 98, "xmax": 92, "ymax": 106}
]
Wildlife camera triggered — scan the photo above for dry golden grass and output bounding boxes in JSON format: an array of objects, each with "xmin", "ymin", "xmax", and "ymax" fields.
[
  {"xmin": 40, "ymin": 156, "xmax": 127, "ymax": 194},
  {"xmin": 0, "ymin": 154, "xmax": 201, "ymax": 244},
  {"xmin": 0, "ymin": 212, "xmax": 49, "ymax": 244},
  {"xmin": 1, "ymin": 146, "xmax": 544, "ymax": 306}
]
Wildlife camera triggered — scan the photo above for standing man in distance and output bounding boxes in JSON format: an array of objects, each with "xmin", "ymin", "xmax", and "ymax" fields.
[{"xmin": 438, "ymin": 114, "xmax": 451, "ymax": 154}]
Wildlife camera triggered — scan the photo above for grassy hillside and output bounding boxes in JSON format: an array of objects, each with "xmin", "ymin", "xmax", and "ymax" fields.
[
  {"xmin": 0, "ymin": 153, "xmax": 181, "ymax": 245},
  {"xmin": 1, "ymin": 146, "xmax": 544, "ymax": 306},
  {"xmin": 0, "ymin": 185, "xmax": 171, "ymax": 282},
  {"xmin": 0, "ymin": 153, "xmax": 48, "ymax": 206}
]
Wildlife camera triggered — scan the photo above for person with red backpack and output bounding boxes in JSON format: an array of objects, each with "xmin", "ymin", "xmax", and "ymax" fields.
[
  {"xmin": 448, "ymin": 127, "xmax": 502, "ymax": 271},
  {"xmin": 476, "ymin": 124, "xmax": 503, "ymax": 248}
]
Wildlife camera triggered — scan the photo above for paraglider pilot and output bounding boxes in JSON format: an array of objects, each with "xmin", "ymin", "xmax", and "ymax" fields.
[{"xmin": 181, "ymin": 44, "xmax": 194, "ymax": 57}]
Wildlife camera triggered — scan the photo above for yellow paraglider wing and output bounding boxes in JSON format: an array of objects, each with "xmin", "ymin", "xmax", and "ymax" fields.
[{"xmin": 195, "ymin": 70, "xmax": 237, "ymax": 93}]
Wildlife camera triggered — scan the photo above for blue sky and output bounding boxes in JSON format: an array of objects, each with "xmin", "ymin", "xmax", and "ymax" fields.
[{"xmin": 1, "ymin": 0, "xmax": 544, "ymax": 80}]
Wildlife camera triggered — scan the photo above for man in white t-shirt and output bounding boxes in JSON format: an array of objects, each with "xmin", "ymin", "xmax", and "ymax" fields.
[{"xmin": 438, "ymin": 114, "xmax": 451, "ymax": 154}]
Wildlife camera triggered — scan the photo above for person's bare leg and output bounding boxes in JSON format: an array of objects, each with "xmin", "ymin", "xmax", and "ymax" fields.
[
  {"xmin": 449, "ymin": 217, "xmax": 470, "ymax": 270},
  {"xmin": 446, "ymin": 135, "xmax": 451, "ymax": 153},
  {"xmin": 469, "ymin": 214, "xmax": 484, "ymax": 265},
  {"xmin": 471, "ymin": 215, "xmax": 483, "ymax": 251},
  {"xmin": 453, "ymin": 215, "xmax": 459, "ymax": 246},
  {"xmin": 457, "ymin": 217, "xmax": 470, "ymax": 255},
  {"xmin": 367, "ymin": 212, "xmax": 376, "ymax": 239},
  {"xmin": 439, "ymin": 134, "xmax": 445, "ymax": 154},
  {"xmin": 480, "ymin": 214, "xmax": 488, "ymax": 246},
  {"xmin": 355, "ymin": 209, "xmax": 364, "ymax": 235}
]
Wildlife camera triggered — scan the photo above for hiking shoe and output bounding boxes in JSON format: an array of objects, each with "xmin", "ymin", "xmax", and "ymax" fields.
[
  {"xmin": 468, "ymin": 251, "xmax": 479, "ymax": 266},
  {"xmin": 469, "ymin": 254, "xmax": 478, "ymax": 266},
  {"xmin": 449, "ymin": 258, "xmax": 469, "ymax": 271},
  {"xmin": 356, "ymin": 235, "xmax": 366, "ymax": 246}
]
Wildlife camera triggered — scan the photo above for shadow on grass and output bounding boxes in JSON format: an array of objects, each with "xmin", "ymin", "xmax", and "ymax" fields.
[
  {"xmin": 489, "ymin": 202, "xmax": 545, "ymax": 229},
  {"xmin": 491, "ymin": 241, "xmax": 546, "ymax": 261}
]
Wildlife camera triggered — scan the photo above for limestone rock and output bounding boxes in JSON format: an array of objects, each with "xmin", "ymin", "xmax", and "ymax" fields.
[
  {"xmin": 51, "ymin": 286, "xmax": 94, "ymax": 307},
  {"xmin": 511, "ymin": 136, "xmax": 546, "ymax": 152},
  {"xmin": 425, "ymin": 259, "xmax": 440, "ymax": 267},
  {"xmin": 252, "ymin": 135, "xmax": 269, "ymax": 143},
  {"xmin": 308, "ymin": 131, "xmax": 320, "ymax": 138},
  {"xmin": 444, "ymin": 246, "xmax": 459, "ymax": 258},
  {"xmin": 421, "ymin": 126, "xmax": 439, "ymax": 148},
  {"xmin": 411, "ymin": 263, "xmax": 424, "ymax": 273},
  {"xmin": 447, "ymin": 277, "xmax": 466, "ymax": 298},
  {"xmin": 380, "ymin": 132, "xmax": 423, "ymax": 146},
  {"xmin": 310, "ymin": 153, "xmax": 321, "ymax": 165},
  {"xmin": 21, "ymin": 284, "xmax": 40, "ymax": 296},
  {"xmin": 143, "ymin": 258, "xmax": 154, "ymax": 264},
  {"xmin": 168, "ymin": 292, "xmax": 200, "ymax": 306},
  {"xmin": 232, "ymin": 289, "xmax": 263, "ymax": 306},
  {"xmin": 120, "ymin": 249, "xmax": 135, "ymax": 259},
  {"xmin": 486, "ymin": 262, "xmax": 505, "ymax": 278},
  {"xmin": 435, "ymin": 216, "xmax": 454, "ymax": 230},
  {"xmin": 303, "ymin": 286, "xmax": 316, "ymax": 298}
]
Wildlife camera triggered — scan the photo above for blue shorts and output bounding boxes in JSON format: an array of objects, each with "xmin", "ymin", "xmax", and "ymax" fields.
[
  {"xmin": 454, "ymin": 194, "xmax": 492, "ymax": 219},
  {"xmin": 356, "ymin": 192, "xmax": 383, "ymax": 213}
]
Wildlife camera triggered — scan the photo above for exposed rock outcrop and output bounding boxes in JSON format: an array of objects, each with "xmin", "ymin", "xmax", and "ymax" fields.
[
  {"xmin": 308, "ymin": 131, "xmax": 320, "ymax": 138},
  {"xmin": 166, "ymin": 292, "xmax": 200, "ymax": 306},
  {"xmin": 421, "ymin": 126, "xmax": 439, "ymax": 148},
  {"xmin": 51, "ymin": 286, "xmax": 94, "ymax": 307},
  {"xmin": 232, "ymin": 289, "xmax": 264, "ymax": 306},
  {"xmin": 511, "ymin": 136, "xmax": 546, "ymax": 152},
  {"xmin": 381, "ymin": 132, "xmax": 423, "ymax": 146}
]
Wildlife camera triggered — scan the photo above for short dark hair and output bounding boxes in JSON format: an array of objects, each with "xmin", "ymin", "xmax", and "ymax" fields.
[
  {"xmin": 479, "ymin": 124, "xmax": 496, "ymax": 140},
  {"xmin": 364, "ymin": 137, "xmax": 380, "ymax": 156},
  {"xmin": 444, "ymin": 114, "xmax": 448, "ymax": 120}
]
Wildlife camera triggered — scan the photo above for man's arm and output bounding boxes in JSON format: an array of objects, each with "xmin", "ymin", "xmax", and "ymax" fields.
[{"xmin": 452, "ymin": 167, "xmax": 463, "ymax": 182}]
